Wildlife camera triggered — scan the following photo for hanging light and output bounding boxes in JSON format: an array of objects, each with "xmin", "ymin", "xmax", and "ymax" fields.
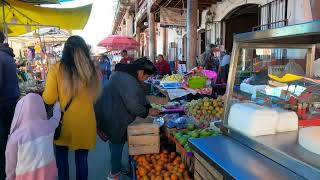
[
  {"xmin": 10, "ymin": 12, "xmax": 18, "ymax": 24},
  {"xmin": 33, "ymin": 31, "xmax": 40, "ymax": 38},
  {"xmin": 205, "ymin": 10, "xmax": 214, "ymax": 24},
  {"xmin": 25, "ymin": 22, "xmax": 31, "ymax": 32},
  {"xmin": 175, "ymin": 27, "xmax": 182, "ymax": 36}
]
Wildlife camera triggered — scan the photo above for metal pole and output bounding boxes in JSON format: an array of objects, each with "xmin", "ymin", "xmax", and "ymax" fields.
[{"xmin": 2, "ymin": 0, "xmax": 8, "ymax": 42}]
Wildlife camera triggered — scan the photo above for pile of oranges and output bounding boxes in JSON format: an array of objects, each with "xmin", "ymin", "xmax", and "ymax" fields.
[{"xmin": 133, "ymin": 150, "xmax": 192, "ymax": 180}]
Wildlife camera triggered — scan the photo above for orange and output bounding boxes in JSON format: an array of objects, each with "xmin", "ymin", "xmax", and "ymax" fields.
[
  {"xmin": 179, "ymin": 164, "xmax": 186, "ymax": 170},
  {"xmin": 155, "ymin": 165, "xmax": 163, "ymax": 172},
  {"xmin": 170, "ymin": 174, "xmax": 178, "ymax": 180}
]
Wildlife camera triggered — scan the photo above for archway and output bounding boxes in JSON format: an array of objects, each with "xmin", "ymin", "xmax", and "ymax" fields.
[{"xmin": 223, "ymin": 4, "xmax": 259, "ymax": 53}]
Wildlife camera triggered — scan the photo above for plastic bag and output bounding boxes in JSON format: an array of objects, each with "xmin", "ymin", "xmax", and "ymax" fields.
[
  {"xmin": 284, "ymin": 61, "xmax": 305, "ymax": 76},
  {"xmin": 166, "ymin": 116, "xmax": 193, "ymax": 129}
]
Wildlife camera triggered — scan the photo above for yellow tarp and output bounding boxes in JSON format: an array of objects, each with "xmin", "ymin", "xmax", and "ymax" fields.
[
  {"xmin": 1, "ymin": 0, "xmax": 92, "ymax": 36},
  {"xmin": 268, "ymin": 74, "xmax": 304, "ymax": 83}
]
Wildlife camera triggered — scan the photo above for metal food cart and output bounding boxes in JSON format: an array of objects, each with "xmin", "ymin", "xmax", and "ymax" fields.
[{"xmin": 223, "ymin": 20, "xmax": 320, "ymax": 179}]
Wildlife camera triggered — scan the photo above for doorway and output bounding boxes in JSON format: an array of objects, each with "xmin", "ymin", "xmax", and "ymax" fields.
[
  {"xmin": 224, "ymin": 4, "xmax": 259, "ymax": 53},
  {"xmin": 199, "ymin": 29, "xmax": 206, "ymax": 56}
]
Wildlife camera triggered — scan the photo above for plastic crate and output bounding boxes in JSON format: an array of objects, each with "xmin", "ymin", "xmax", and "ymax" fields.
[{"xmin": 188, "ymin": 76, "xmax": 208, "ymax": 89}]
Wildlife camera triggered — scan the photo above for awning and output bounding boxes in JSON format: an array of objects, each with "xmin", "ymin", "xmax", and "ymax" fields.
[
  {"xmin": 18, "ymin": 0, "xmax": 60, "ymax": 4},
  {"xmin": 1, "ymin": 0, "xmax": 92, "ymax": 36}
]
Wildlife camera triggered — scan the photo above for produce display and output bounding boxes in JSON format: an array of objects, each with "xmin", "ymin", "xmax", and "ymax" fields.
[
  {"xmin": 174, "ymin": 124, "xmax": 219, "ymax": 152},
  {"xmin": 19, "ymin": 80, "xmax": 44, "ymax": 96},
  {"xmin": 184, "ymin": 97, "xmax": 224, "ymax": 125},
  {"xmin": 151, "ymin": 103, "xmax": 163, "ymax": 111},
  {"xmin": 161, "ymin": 74, "xmax": 184, "ymax": 82},
  {"xmin": 151, "ymin": 102, "xmax": 183, "ymax": 111},
  {"xmin": 133, "ymin": 150, "xmax": 192, "ymax": 180}
]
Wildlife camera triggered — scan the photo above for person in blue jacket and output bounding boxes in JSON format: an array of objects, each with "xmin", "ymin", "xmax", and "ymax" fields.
[
  {"xmin": 0, "ymin": 31, "xmax": 20, "ymax": 180},
  {"xmin": 99, "ymin": 54, "xmax": 112, "ymax": 87}
]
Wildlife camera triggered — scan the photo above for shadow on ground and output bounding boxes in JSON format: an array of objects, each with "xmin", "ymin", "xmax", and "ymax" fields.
[{"xmin": 66, "ymin": 137, "xmax": 131, "ymax": 180}]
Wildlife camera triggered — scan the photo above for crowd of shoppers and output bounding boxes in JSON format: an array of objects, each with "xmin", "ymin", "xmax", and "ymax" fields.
[
  {"xmin": 0, "ymin": 29, "xmax": 230, "ymax": 180},
  {"xmin": 0, "ymin": 32, "xmax": 161, "ymax": 180}
]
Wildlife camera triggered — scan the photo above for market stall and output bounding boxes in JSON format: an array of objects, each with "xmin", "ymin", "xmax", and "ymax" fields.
[
  {"xmin": 188, "ymin": 20, "xmax": 320, "ymax": 179},
  {"xmin": 148, "ymin": 67, "xmax": 217, "ymax": 102},
  {"xmin": 128, "ymin": 68, "xmax": 223, "ymax": 180}
]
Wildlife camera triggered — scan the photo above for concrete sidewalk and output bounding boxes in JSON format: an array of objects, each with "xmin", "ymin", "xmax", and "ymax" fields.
[{"xmin": 67, "ymin": 137, "xmax": 131, "ymax": 180}]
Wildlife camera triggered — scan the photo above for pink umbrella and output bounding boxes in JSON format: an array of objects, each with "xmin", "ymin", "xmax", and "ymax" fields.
[{"xmin": 98, "ymin": 35, "xmax": 140, "ymax": 51}]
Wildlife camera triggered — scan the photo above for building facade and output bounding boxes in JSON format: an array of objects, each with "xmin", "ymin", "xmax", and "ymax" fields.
[{"xmin": 112, "ymin": 0, "xmax": 319, "ymax": 69}]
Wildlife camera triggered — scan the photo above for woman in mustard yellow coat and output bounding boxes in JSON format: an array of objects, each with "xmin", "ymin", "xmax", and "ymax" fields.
[{"xmin": 43, "ymin": 36, "xmax": 101, "ymax": 180}]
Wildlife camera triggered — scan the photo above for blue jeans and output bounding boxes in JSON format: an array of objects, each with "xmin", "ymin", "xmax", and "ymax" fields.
[
  {"xmin": 108, "ymin": 142, "xmax": 125, "ymax": 175},
  {"xmin": 55, "ymin": 146, "xmax": 88, "ymax": 180}
]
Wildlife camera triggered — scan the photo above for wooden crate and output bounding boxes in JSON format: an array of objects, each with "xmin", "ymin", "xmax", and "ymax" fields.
[
  {"xmin": 194, "ymin": 152, "xmax": 223, "ymax": 180},
  {"xmin": 128, "ymin": 117, "xmax": 160, "ymax": 155}
]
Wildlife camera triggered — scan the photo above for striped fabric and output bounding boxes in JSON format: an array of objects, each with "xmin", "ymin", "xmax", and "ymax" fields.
[{"xmin": 5, "ymin": 94, "xmax": 60, "ymax": 180}]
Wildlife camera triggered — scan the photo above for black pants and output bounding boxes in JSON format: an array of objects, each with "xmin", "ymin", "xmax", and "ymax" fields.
[{"xmin": 0, "ymin": 100, "xmax": 17, "ymax": 180}]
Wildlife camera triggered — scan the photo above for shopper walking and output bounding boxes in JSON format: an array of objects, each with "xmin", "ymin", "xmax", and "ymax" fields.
[
  {"xmin": 43, "ymin": 36, "xmax": 101, "ymax": 180},
  {"xmin": 5, "ymin": 94, "xmax": 61, "ymax": 180},
  {"xmin": 0, "ymin": 31, "xmax": 20, "ymax": 180},
  {"xmin": 99, "ymin": 54, "xmax": 112, "ymax": 86},
  {"xmin": 95, "ymin": 58, "xmax": 160, "ymax": 180}
]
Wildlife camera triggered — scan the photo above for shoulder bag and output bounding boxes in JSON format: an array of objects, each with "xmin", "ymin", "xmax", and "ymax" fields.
[{"xmin": 54, "ymin": 97, "xmax": 73, "ymax": 140}]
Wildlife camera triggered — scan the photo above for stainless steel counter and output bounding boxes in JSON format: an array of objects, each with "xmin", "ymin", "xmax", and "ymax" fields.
[
  {"xmin": 254, "ymin": 131, "xmax": 320, "ymax": 176},
  {"xmin": 228, "ymin": 129, "xmax": 320, "ymax": 179},
  {"xmin": 189, "ymin": 135, "xmax": 304, "ymax": 180}
]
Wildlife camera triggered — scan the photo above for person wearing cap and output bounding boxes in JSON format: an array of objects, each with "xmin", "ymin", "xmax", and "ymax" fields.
[{"xmin": 0, "ymin": 31, "xmax": 20, "ymax": 179}]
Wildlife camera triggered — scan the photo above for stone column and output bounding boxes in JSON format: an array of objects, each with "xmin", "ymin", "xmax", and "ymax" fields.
[
  {"xmin": 148, "ymin": 0, "xmax": 156, "ymax": 62},
  {"xmin": 187, "ymin": 0, "xmax": 198, "ymax": 70},
  {"xmin": 162, "ymin": 27, "xmax": 168, "ymax": 56}
]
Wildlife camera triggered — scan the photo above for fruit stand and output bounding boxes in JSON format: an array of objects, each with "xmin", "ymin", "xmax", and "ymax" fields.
[
  {"xmin": 187, "ymin": 21, "xmax": 320, "ymax": 179},
  {"xmin": 131, "ymin": 84, "xmax": 223, "ymax": 180}
]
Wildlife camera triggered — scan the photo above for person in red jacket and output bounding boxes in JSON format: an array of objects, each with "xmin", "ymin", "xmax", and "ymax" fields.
[
  {"xmin": 155, "ymin": 55, "xmax": 171, "ymax": 76},
  {"xmin": 119, "ymin": 50, "xmax": 134, "ymax": 64}
]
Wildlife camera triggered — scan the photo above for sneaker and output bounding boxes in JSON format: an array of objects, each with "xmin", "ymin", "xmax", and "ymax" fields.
[{"xmin": 107, "ymin": 172, "xmax": 120, "ymax": 180}]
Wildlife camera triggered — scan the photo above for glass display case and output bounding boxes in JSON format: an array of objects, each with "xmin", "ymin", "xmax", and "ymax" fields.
[{"xmin": 223, "ymin": 20, "xmax": 320, "ymax": 179}]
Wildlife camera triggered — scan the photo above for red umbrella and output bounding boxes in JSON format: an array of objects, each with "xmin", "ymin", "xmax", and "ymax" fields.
[{"xmin": 98, "ymin": 35, "xmax": 140, "ymax": 51}]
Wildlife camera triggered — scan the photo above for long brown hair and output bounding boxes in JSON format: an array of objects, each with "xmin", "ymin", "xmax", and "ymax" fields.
[{"xmin": 60, "ymin": 36, "xmax": 101, "ymax": 100}]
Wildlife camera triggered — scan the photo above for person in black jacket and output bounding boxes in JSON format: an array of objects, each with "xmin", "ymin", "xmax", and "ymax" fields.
[
  {"xmin": 95, "ymin": 57, "xmax": 160, "ymax": 180},
  {"xmin": 0, "ymin": 31, "xmax": 20, "ymax": 180}
]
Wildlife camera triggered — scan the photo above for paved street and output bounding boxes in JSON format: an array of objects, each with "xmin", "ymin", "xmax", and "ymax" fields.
[{"xmin": 68, "ymin": 137, "xmax": 131, "ymax": 180}]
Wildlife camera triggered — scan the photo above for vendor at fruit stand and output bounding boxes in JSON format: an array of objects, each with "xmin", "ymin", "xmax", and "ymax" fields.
[
  {"xmin": 155, "ymin": 54, "xmax": 171, "ymax": 76},
  {"xmin": 95, "ymin": 58, "xmax": 160, "ymax": 179}
]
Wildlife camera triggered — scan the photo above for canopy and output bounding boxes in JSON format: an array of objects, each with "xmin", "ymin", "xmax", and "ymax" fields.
[
  {"xmin": 1, "ymin": 0, "xmax": 92, "ymax": 36},
  {"xmin": 98, "ymin": 35, "xmax": 140, "ymax": 51},
  {"xmin": 19, "ymin": 0, "xmax": 60, "ymax": 4}
]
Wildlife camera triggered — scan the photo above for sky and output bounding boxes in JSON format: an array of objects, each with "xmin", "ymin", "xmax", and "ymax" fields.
[{"xmin": 45, "ymin": 0, "xmax": 118, "ymax": 49}]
